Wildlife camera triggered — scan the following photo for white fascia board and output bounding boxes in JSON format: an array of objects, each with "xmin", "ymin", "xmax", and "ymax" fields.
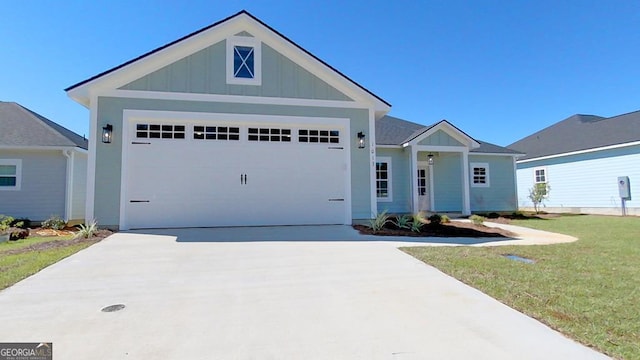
[
  {"xmin": 516, "ymin": 140, "xmax": 640, "ymax": 164},
  {"xmin": 404, "ymin": 121, "xmax": 480, "ymax": 149},
  {"xmin": 376, "ymin": 144, "xmax": 403, "ymax": 149},
  {"xmin": 469, "ymin": 152, "xmax": 522, "ymax": 157},
  {"xmin": 0, "ymin": 145, "xmax": 88, "ymax": 154},
  {"xmin": 67, "ymin": 13, "xmax": 391, "ymax": 114},
  {"xmin": 99, "ymin": 89, "xmax": 368, "ymax": 110}
]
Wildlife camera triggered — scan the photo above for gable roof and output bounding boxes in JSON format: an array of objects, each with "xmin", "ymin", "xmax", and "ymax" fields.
[
  {"xmin": 376, "ymin": 115, "xmax": 520, "ymax": 155},
  {"xmin": 0, "ymin": 101, "xmax": 88, "ymax": 149},
  {"xmin": 508, "ymin": 110, "xmax": 640, "ymax": 160},
  {"xmin": 65, "ymin": 10, "xmax": 390, "ymax": 115}
]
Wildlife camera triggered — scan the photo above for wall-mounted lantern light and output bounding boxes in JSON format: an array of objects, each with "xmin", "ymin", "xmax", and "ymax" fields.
[
  {"xmin": 427, "ymin": 153, "xmax": 434, "ymax": 166},
  {"xmin": 357, "ymin": 131, "xmax": 366, "ymax": 149},
  {"xmin": 102, "ymin": 124, "xmax": 113, "ymax": 144}
]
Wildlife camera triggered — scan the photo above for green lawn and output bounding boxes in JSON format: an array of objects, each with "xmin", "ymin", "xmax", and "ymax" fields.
[
  {"xmin": 402, "ymin": 215, "xmax": 640, "ymax": 359},
  {"xmin": 0, "ymin": 235, "xmax": 98, "ymax": 290}
]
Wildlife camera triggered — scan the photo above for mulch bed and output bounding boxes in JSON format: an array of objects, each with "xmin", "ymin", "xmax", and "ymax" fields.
[
  {"xmin": 1, "ymin": 229, "xmax": 114, "ymax": 256},
  {"xmin": 354, "ymin": 221, "xmax": 516, "ymax": 238}
]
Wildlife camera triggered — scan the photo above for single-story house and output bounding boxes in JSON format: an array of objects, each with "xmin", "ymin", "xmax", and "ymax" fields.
[
  {"xmin": 66, "ymin": 10, "xmax": 520, "ymax": 230},
  {"xmin": 0, "ymin": 101, "xmax": 88, "ymax": 223},
  {"xmin": 508, "ymin": 111, "xmax": 639, "ymax": 216}
]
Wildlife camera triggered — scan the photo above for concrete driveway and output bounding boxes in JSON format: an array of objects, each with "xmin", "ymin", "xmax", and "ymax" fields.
[{"xmin": 0, "ymin": 226, "xmax": 606, "ymax": 359}]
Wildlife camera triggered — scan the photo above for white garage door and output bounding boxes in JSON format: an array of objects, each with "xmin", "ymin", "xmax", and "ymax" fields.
[{"xmin": 120, "ymin": 115, "xmax": 349, "ymax": 229}]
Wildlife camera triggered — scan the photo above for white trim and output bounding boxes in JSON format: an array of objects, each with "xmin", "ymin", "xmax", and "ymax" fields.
[
  {"xmin": 516, "ymin": 140, "xmax": 640, "ymax": 164},
  {"xmin": 410, "ymin": 145, "xmax": 469, "ymax": 153},
  {"xmin": 375, "ymin": 156, "xmax": 393, "ymax": 203},
  {"xmin": 119, "ymin": 109, "xmax": 352, "ymax": 230},
  {"xmin": 375, "ymin": 144, "xmax": 402, "ymax": 149},
  {"xmin": 0, "ymin": 145, "xmax": 87, "ymax": 153},
  {"xmin": 226, "ymin": 36, "xmax": 262, "ymax": 86},
  {"xmin": 470, "ymin": 152, "xmax": 521, "ymax": 157},
  {"xmin": 410, "ymin": 147, "xmax": 418, "ymax": 214},
  {"xmin": 416, "ymin": 161, "xmax": 433, "ymax": 212},
  {"xmin": 533, "ymin": 166, "xmax": 548, "ymax": 184},
  {"xmin": 403, "ymin": 121, "xmax": 480, "ymax": 149},
  {"xmin": 0, "ymin": 159, "xmax": 21, "ymax": 191},
  {"xmin": 470, "ymin": 162, "xmax": 490, "ymax": 188},
  {"xmin": 96, "ymin": 89, "xmax": 364, "ymax": 109}
]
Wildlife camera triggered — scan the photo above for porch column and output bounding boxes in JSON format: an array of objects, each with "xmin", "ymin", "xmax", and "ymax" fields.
[
  {"xmin": 410, "ymin": 146, "xmax": 418, "ymax": 214},
  {"xmin": 461, "ymin": 150, "xmax": 471, "ymax": 215}
]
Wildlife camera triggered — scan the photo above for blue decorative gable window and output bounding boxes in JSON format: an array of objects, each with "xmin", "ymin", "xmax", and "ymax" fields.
[
  {"xmin": 233, "ymin": 46, "xmax": 254, "ymax": 79},
  {"xmin": 227, "ymin": 36, "xmax": 261, "ymax": 85}
]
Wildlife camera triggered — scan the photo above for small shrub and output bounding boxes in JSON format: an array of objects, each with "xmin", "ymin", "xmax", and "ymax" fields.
[
  {"xmin": 428, "ymin": 214, "xmax": 442, "ymax": 225},
  {"xmin": 11, "ymin": 218, "xmax": 30, "ymax": 229},
  {"xmin": 528, "ymin": 182, "xmax": 550, "ymax": 214},
  {"xmin": 411, "ymin": 212, "xmax": 425, "ymax": 233},
  {"xmin": 368, "ymin": 210, "xmax": 391, "ymax": 233},
  {"xmin": 74, "ymin": 220, "xmax": 98, "ymax": 239},
  {"xmin": 10, "ymin": 228, "xmax": 29, "ymax": 240},
  {"xmin": 0, "ymin": 215, "xmax": 15, "ymax": 234},
  {"xmin": 392, "ymin": 214, "xmax": 412, "ymax": 229},
  {"xmin": 42, "ymin": 215, "xmax": 66, "ymax": 230},
  {"xmin": 440, "ymin": 215, "xmax": 450, "ymax": 223},
  {"xmin": 487, "ymin": 212, "xmax": 500, "ymax": 219},
  {"xmin": 469, "ymin": 214, "xmax": 485, "ymax": 225}
]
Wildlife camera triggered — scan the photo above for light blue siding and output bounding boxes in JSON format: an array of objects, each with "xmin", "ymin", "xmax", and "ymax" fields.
[
  {"xmin": 376, "ymin": 148, "xmax": 412, "ymax": 214},
  {"xmin": 0, "ymin": 150, "xmax": 66, "ymax": 221},
  {"xmin": 433, "ymin": 153, "xmax": 463, "ymax": 211},
  {"xmin": 469, "ymin": 155, "xmax": 517, "ymax": 212},
  {"xmin": 95, "ymin": 96, "xmax": 370, "ymax": 227},
  {"xmin": 516, "ymin": 144, "xmax": 640, "ymax": 213},
  {"xmin": 418, "ymin": 130, "xmax": 464, "ymax": 147},
  {"xmin": 120, "ymin": 41, "xmax": 352, "ymax": 102}
]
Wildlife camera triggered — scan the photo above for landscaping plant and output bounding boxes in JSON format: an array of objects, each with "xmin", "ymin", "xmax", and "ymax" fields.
[
  {"xmin": 368, "ymin": 210, "xmax": 391, "ymax": 233},
  {"xmin": 469, "ymin": 214, "xmax": 485, "ymax": 225},
  {"xmin": 392, "ymin": 214, "xmax": 412, "ymax": 230},
  {"xmin": 528, "ymin": 182, "xmax": 550, "ymax": 214},
  {"xmin": 42, "ymin": 215, "xmax": 66, "ymax": 230},
  {"xmin": 74, "ymin": 220, "xmax": 98, "ymax": 239}
]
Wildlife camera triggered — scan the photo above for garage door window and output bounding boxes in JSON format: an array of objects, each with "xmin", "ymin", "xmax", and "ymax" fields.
[
  {"xmin": 194, "ymin": 126, "xmax": 240, "ymax": 140},
  {"xmin": 136, "ymin": 124, "xmax": 185, "ymax": 139},
  {"xmin": 248, "ymin": 128, "xmax": 292, "ymax": 142},
  {"xmin": 298, "ymin": 129, "xmax": 340, "ymax": 144}
]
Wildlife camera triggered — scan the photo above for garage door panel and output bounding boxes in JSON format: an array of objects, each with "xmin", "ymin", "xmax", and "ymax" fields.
[{"xmin": 124, "ymin": 119, "xmax": 348, "ymax": 229}]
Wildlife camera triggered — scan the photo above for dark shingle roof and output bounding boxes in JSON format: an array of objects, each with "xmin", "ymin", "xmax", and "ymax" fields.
[
  {"xmin": 507, "ymin": 111, "xmax": 640, "ymax": 160},
  {"xmin": 0, "ymin": 102, "xmax": 88, "ymax": 149},
  {"xmin": 376, "ymin": 115, "xmax": 520, "ymax": 155}
]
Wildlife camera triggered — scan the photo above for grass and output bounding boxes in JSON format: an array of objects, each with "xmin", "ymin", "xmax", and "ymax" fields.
[
  {"xmin": 402, "ymin": 215, "xmax": 640, "ymax": 359},
  {"xmin": 0, "ymin": 235, "xmax": 98, "ymax": 290}
]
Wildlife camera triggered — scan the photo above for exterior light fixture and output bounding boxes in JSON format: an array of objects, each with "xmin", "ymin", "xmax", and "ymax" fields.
[
  {"xmin": 427, "ymin": 153, "xmax": 434, "ymax": 166},
  {"xmin": 357, "ymin": 132, "xmax": 366, "ymax": 149},
  {"xmin": 102, "ymin": 124, "xmax": 113, "ymax": 144}
]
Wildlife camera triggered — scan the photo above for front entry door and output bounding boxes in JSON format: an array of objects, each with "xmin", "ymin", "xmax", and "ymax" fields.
[{"xmin": 417, "ymin": 166, "xmax": 430, "ymax": 211}]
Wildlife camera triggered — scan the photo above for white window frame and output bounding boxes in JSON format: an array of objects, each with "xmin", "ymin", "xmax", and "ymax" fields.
[
  {"xmin": 470, "ymin": 162, "xmax": 490, "ymax": 188},
  {"xmin": 0, "ymin": 159, "xmax": 22, "ymax": 191},
  {"xmin": 533, "ymin": 167, "xmax": 547, "ymax": 184},
  {"xmin": 226, "ymin": 36, "xmax": 262, "ymax": 86},
  {"xmin": 376, "ymin": 157, "xmax": 393, "ymax": 202}
]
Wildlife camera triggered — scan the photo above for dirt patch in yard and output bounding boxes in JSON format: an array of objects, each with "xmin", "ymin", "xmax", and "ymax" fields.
[
  {"xmin": 1, "ymin": 229, "xmax": 113, "ymax": 256},
  {"xmin": 354, "ymin": 221, "xmax": 515, "ymax": 238}
]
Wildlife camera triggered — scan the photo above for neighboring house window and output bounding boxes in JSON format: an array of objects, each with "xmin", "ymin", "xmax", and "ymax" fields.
[
  {"xmin": 0, "ymin": 159, "xmax": 21, "ymax": 191},
  {"xmin": 226, "ymin": 36, "xmax": 261, "ymax": 85},
  {"xmin": 376, "ymin": 157, "xmax": 392, "ymax": 202},
  {"xmin": 470, "ymin": 163, "xmax": 490, "ymax": 187},
  {"xmin": 534, "ymin": 167, "xmax": 547, "ymax": 184}
]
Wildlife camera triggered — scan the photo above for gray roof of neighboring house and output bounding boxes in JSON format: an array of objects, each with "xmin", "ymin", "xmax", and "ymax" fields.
[
  {"xmin": 376, "ymin": 115, "xmax": 520, "ymax": 155},
  {"xmin": 507, "ymin": 110, "xmax": 640, "ymax": 160},
  {"xmin": 0, "ymin": 101, "xmax": 88, "ymax": 149}
]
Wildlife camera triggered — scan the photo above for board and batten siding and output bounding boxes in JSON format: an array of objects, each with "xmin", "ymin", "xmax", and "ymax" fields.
[
  {"xmin": 516, "ymin": 144, "xmax": 640, "ymax": 214},
  {"xmin": 417, "ymin": 130, "xmax": 464, "ymax": 147},
  {"xmin": 94, "ymin": 96, "xmax": 371, "ymax": 227},
  {"xmin": 120, "ymin": 41, "xmax": 352, "ymax": 102},
  {"xmin": 376, "ymin": 148, "xmax": 412, "ymax": 214},
  {"xmin": 469, "ymin": 155, "xmax": 517, "ymax": 212},
  {"xmin": 0, "ymin": 150, "xmax": 66, "ymax": 221}
]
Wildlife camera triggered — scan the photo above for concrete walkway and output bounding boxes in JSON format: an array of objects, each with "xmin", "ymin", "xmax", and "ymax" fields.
[{"xmin": 0, "ymin": 225, "xmax": 604, "ymax": 359}]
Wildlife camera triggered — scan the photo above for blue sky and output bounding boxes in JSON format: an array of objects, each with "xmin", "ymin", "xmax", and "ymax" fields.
[{"xmin": 2, "ymin": 0, "xmax": 638, "ymax": 146}]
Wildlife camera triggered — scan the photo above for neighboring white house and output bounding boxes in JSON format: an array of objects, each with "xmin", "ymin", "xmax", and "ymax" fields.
[
  {"xmin": 0, "ymin": 101, "xmax": 88, "ymax": 223},
  {"xmin": 509, "ymin": 111, "xmax": 640, "ymax": 216},
  {"xmin": 66, "ymin": 10, "xmax": 520, "ymax": 230}
]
